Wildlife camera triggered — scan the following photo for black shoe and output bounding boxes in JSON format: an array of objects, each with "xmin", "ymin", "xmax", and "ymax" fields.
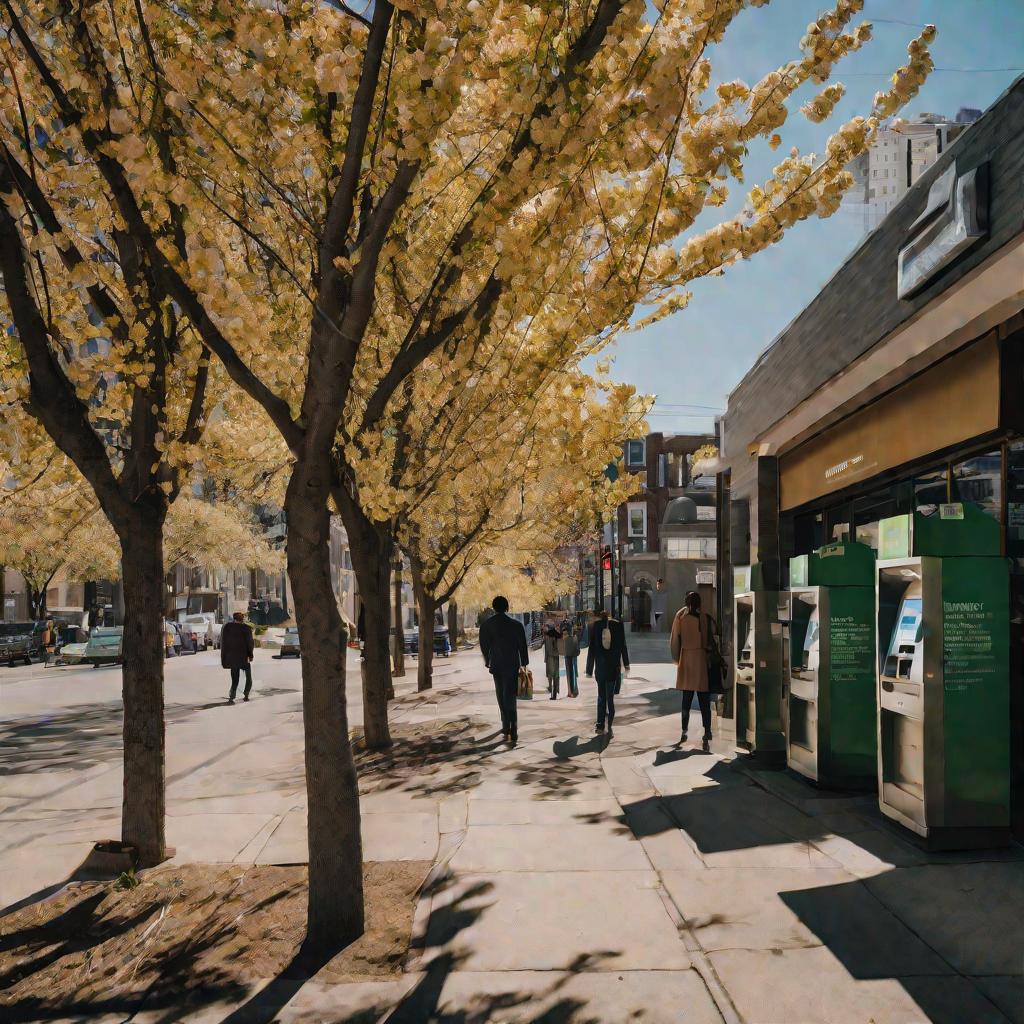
[
  {"xmin": 228, "ymin": 698, "xmax": 236, "ymax": 704},
  {"xmin": 702, "ymin": 733, "xmax": 711, "ymax": 753},
  {"xmin": 549, "ymin": 694, "xmax": 557, "ymax": 701},
  {"xmin": 679, "ymin": 731, "xmax": 687, "ymax": 746},
  {"xmin": 243, "ymin": 695, "xmax": 250, "ymax": 702},
  {"xmin": 596, "ymin": 723, "xmax": 605, "ymax": 733},
  {"xmin": 509, "ymin": 731, "xmax": 518, "ymax": 746}
]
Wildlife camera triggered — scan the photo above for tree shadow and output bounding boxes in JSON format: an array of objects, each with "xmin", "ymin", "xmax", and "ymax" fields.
[{"xmin": 356, "ymin": 718, "xmax": 506, "ymax": 799}]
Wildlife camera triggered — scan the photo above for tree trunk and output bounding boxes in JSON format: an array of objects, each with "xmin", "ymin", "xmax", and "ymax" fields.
[
  {"xmin": 448, "ymin": 600, "xmax": 459, "ymax": 651},
  {"xmin": 339, "ymin": 492, "xmax": 393, "ymax": 749},
  {"xmin": 284, "ymin": 468, "xmax": 364, "ymax": 949},
  {"xmin": 392, "ymin": 556, "xmax": 405, "ymax": 678},
  {"xmin": 117, "ymin": 508, "xmax": 168, "ymax": 868},
  {"xmin": 412, "ymin": 562, "xmax": 436, "ymax": 692}
]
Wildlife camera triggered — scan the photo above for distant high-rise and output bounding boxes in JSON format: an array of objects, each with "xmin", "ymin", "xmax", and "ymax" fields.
[{"xmin": 843, "ymin": 109, "xmax": 980, "ymax": 231}]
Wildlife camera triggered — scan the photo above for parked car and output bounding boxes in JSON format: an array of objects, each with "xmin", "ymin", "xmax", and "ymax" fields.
[
  {"xmin": 85, "ymin": 626, "xmax": 124, "ymax": 667},
  {"xmin": 280, "ymin": 627, "xmax": 300, "ymax": 657},
  {"xmin": 402, "ymin": 627, "xmax": 451, "ymax": 658},
  {"xmin": 183, "ymin": 613, "xmax": 221, "ymax": 649},
  {"xmin": 0, "ymin": 622, "xmax": 41, "ymax": 667}
]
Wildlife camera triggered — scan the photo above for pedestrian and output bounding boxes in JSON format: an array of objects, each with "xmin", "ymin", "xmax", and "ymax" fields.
[
  {"xmin": 585, "ymin": 608, "xmax": 629, "ymax": 734},
  {"xmin": 543, "ymin": 625, "xmax": 561, "ymax": 699},
  {"xmin": 670, "ymin": 590, "xmax": 717, "ymax": 751},
  {"xmin": 652, "ymin": 578, "xmax": 668, "ymax": 631},
  {"xmin": 562, "ymin": 622, "xmax": 580, "ymax": 697},
  {"xmin": 221, "ymin": 611, "xmax": 255, "ymax": 704},
  {"xmin": 479, "ymin": 595, "xmax": 529, "ymax": 745}
]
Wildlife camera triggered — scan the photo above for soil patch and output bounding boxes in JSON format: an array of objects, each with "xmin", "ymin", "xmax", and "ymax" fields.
[{"xmin": 0, "ymin": 860, "xmax": 429, "ymax": 1021}]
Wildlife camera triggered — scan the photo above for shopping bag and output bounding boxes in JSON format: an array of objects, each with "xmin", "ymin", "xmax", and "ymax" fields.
[{"xmin": 517, "ymin": 666, "xmax": 534, "ymax": 699}]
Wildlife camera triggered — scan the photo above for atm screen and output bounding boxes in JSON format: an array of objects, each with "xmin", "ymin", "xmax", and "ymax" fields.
[
  {"xmin": 896, "ymin": 599, "xmax": 922, "ymax": 642},
  {"xmin": 802, "ymin": 614, "xmax": 819, "ymax": 672}
]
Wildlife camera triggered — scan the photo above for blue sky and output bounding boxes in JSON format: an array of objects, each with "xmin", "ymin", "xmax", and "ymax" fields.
[{"xmin": 606, "ymin": 0, "xmax": 1024, "ymax": 435}]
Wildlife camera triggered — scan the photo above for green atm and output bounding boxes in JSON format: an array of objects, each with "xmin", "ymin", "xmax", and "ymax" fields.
[
  {"xmin": 876, "ymin": 505, "xmax": 1010, "ymax": 848},
  {"xmin": 787, "ymin": 540, "xmax": 877, "ymax": 790},
  {"xmin": 734, "ymin": 564, "xmax": 786, "ymax": 760}
]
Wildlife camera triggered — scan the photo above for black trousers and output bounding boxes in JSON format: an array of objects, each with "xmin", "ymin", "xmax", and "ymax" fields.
[
  {"xmin": 493, "ymin": 670, "xmax": 519, "ymax": 734},
  {"xmin": 596, "ymin": 673, "xmax": 618, "ymax": 727},
  {"xmin": 229, "ymin": 664, "xmax": 253, "ymax": 699},
  {"xmin": 681, "ymin": 689, "xmax": 712, "ymax": 734}
]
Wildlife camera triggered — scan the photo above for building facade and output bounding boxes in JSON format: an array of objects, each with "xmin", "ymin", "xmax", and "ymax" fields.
[
  {"xmin": 845, "ymin": 109, "xmax": 979, "ymax": 230},
  {"xmin": 717, "ymin": 77, "xmax": 1024, "ymax": 835},
  {"xmin": 617, "ymin": 431, "xmax": 717, "ymax": 630}
]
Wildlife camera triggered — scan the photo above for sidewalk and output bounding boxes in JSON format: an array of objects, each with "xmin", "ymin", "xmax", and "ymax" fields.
[{"xmin": 3, "ymin": 649, "xmax": 1022, "ymax": 1022}]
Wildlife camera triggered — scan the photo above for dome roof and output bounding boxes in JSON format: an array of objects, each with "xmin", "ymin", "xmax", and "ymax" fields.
[{"xmin": 664, "ymin": 496, "xmax": 698, "ymax": 525}]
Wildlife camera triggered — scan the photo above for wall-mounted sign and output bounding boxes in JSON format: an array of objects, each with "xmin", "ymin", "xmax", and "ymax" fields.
[
  {"xmin": 824, "ymin": 454, "xmax": 865, "ymax": 482},
  {"xmin": 897, "ymin": 161, "xmax": 988, "ymax": 299}
]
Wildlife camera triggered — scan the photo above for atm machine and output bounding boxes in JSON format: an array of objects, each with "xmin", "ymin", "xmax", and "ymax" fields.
[
  {"xmin": 786, "ymin": 541, "xmax": 876, "ymax": 790},
  {"xmin": 733, "ymin": 565, "xmax": 786, "ymax": 761},
  {"xmin": 876, "ymin": 505, "xmax": 1010, "ymax": 848}
]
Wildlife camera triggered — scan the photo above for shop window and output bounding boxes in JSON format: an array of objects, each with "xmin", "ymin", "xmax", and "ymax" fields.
[
  {"xmin": 627, "ymin": 502, "xmax": 647, "ymax": 538},
  {"xmin": 1007, "ymin": 443, "xmax": 1024, "ymax": 563},
  {"xmin": 854, "ymin": 489, "xmax": 902, "ymax": 552},
  {"xmin": 952, "ymin": 451, "xmax": 1001, "ymax": 524},
  {"xmin": 792, "ymin": 511, "xmax": 823, "ymax": 556},
  {"xmin": 913, "ymin": 467, "xmax": 949, "ymax": 511},
  {"xmin": 824, "ymin": 503, "xmax": 853, "ymax": 544},
  {"xmin": 665, "ymin": 537, "xmax": 717, "ymax": 559}
]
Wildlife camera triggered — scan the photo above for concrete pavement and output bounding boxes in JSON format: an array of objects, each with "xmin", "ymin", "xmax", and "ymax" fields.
[{"xmin": 1, "ymin": 642, "xmax": 1022, "ymax": 1022}]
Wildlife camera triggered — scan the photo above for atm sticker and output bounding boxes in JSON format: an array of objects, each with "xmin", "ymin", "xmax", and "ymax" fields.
[{"xmin": 939, "ymin": 503, "xmax": 965, "ymax": 520}]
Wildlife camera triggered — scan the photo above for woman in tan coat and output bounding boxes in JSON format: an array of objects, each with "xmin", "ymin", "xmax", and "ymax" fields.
[{"xmin": 670, "ymin": 591, "xmax": 716, "ymax": 751}]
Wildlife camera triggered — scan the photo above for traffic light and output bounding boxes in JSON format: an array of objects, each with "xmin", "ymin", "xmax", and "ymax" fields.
[{"xmin": 600, "ymin": 545, "xmax": 612, "ymax": 570}]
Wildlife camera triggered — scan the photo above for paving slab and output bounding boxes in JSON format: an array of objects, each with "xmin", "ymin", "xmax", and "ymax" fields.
[
  {"xmin": 466, "ymin": 797, "xmax": 622, "ymax": 827},
  {"xmin": 972, "ymin": 976, "xmax": 1024, "ymax": 1024},
  {"xmin": 402, "ymin": 968, "xmax": 723, "ymax": 1023},
  {"xmin": 423, "ymin": 871, "xmax": 690, "ymax": 972},
  {"xmin": 450, "ymin": 822, "xmax": 649, "ymax": 873},
  {"xmin": 866, "ymin": 863, "xmax": 1024, "ymax": 976},
  {"xmin": 811, "ymin": 828, "xmax": 929, "ymax": 877},
  {"xmin": 167, "ymin": 812, "xmax": 277, "ymax": 863},
  {"xmin": 709, "ymin": 947, "xmax": 969, "ymax": 1024}
]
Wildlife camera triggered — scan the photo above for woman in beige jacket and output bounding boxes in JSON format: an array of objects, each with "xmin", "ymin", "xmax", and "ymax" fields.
[{"xmin": 670, "ymin": 591, "xmax": 717, "ymax": 751}]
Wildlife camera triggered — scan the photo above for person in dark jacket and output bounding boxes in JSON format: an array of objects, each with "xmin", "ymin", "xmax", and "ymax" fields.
[
  {"xmin": 221, "ymin": 612, "xmax": 255, "ymax": 703},
  {"xmin": 479, "ymin": 595, "xmax": 529, "ymax": 745},
  {"xmin": 585, "ymin": 609, "xmax": 629, "ymax": 733}
]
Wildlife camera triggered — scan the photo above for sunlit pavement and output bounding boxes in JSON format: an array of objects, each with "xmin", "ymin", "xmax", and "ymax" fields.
[{"xmin": 1, "ymin": 643, "xmax": 1022, "ymax": 1022}]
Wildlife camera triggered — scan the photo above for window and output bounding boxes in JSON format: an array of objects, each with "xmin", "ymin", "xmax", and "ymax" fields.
[
  {"xmin": 626, "ymin": 440, "xmax": 646, "ymax": 467},
  {"xmin": 665, "ymin": 537, "xmax": 717, "ymax": 559},
  {"xmin": 952, "ymin": 451, "xmax": 1001, "ymax": 524},
  {"xmin": 657, "ymin": 452, "xmax": 668, "ymax": 488},
  {"xmin": 627, "ymin": 502, "xmax": 647, "ymax": 538}
]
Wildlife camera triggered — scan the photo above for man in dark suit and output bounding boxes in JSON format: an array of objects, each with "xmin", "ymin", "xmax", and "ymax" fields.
[
  {"xmin": 586, "ymin": 609, "xmax": 629, "ymax": 733},
  {"xmin": 221, "ymin": 612, "xmax": 255, "ymax": 703},
  {"xmin": 479, "ymin": 595, "xmax": 529, "ymax": 745}
]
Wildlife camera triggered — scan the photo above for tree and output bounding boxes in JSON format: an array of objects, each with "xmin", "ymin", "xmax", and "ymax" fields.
[
  {"xmin": 0, "ymin": 478, "xmax": 120, "ymax": 618},
  {"xmin": 402, "ymin": 371, "xmax": 645, "ymax": 690},
  {"xmin": 0, "ymin": 0, "xmax": 934, "ymax": 946}
]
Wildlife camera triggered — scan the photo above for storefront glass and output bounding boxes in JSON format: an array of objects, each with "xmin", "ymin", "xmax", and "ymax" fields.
[{"xmin": 952, "ymin": 451, "xmax": 1002, "ymax": 523}]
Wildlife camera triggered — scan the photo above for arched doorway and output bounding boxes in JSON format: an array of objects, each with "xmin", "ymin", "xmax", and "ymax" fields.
[{"xmin": 629, "ymin": 575, "xmax": 654, "ymax": 632}]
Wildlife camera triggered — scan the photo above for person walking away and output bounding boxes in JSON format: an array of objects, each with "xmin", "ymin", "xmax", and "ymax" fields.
[
  {"xmin": 479, "ymin": 596, "xmax": 529, "ymax": 745},
  {"xmin": 652, "ymin": 579, "xmax": 668, "ymax": 631},
  {"xmin": 544, "ymin": 625, "xmax": 561, "ymax": 699},
  {"xmin": 221, "ymin": 611, "xmax": 255, "ymax": 703},
  {"xmin": 585, "ymin": 609, "xmax": 629, "ymax": 733},
  {"xmin": 670, "ymin": 591, "xmax": 716, "ymax": 751},
  {"xmin": 562, "ymin": 623, "xmax": 580, "ymax": 697}
]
